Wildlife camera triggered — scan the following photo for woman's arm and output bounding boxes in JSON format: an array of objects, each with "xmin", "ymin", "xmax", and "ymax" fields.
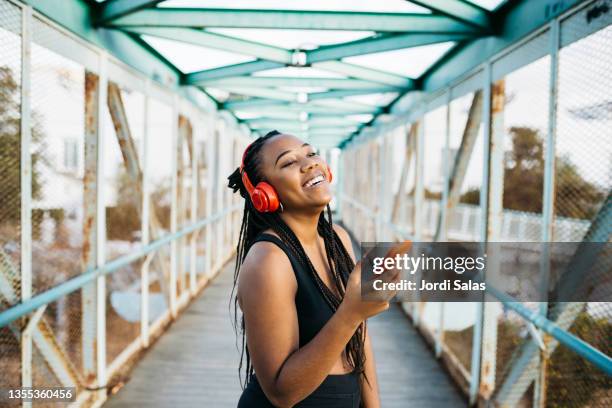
[
  {"xmin": 333, "ymin": 224, "xmax": 381, "ymax": 408},
  {"xmin": 238, "ymin": 241, "xmax": 387, "ymax": 408}
]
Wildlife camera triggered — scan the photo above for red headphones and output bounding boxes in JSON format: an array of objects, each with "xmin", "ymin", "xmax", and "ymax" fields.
[{"xmin": 240, "ymin": 143, "xmax": 333, "ymax": 213}]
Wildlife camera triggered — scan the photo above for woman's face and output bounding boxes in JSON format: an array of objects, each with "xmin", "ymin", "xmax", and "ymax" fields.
[{"xmin": 257, "ymin": 134, "xmax": 332, "ymax": 212}]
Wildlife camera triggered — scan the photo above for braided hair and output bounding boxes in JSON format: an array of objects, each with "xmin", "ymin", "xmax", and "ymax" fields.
[{"xmin": 227, "ymin": 130, "xmax": 367, "ymax": 389}]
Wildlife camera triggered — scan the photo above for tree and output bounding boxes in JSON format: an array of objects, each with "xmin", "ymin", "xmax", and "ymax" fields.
[
  {"xmin": 459, "ymin": 126, "xmax": 605, "ymax": 219},
  {"xmin": 0, "ymin": 65, "xmax": 46, "ymax": 226}
]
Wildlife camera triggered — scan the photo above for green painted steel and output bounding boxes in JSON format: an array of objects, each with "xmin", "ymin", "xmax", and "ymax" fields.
[
  {"xmin": 216, "ymin": 86, "xmax": 298, "ymax": 101},
  {"xmin": 186, "ymin": 60, "xmax": 284, "ymax": 82},
  {"xmin": 409, "ymin": 0, "xmax": 491, "ymax": 29},
  {"xmin": 225, "ymin": 102, "xmax": 382, "ymax": 115},
  {"xmin": 106, "ymin": 8, "xmax": 481, "ymax": 33},
  {"xmin": 95, "ymin": 0, "xmax": 164, "ymax": 25},
  {"xmin": 185, "ymin": 76, "xmax": 402, "ymax": 89},
  {"xmin": 421, "ymin": 0, "xmax": 583, "ymax": 94},
  {"xmin": 308, "ymin": 88, "xmax": 403, "ymax": 101},
  {"xmin": 307, "ymin": 32, "xmax": 473, "ymax": 63},
  {"xmin": 313, "ymin": 61, "xmax": 414, "ymax": 87},
  {"xmin": 123, "ymin": 26, "xmax": 294, "ymax": 63},
  {"xmin": 245, "ymin": 117, "xmax": 362, "ymax": 128}
]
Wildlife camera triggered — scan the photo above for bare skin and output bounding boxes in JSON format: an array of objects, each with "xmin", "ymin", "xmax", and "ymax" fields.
[{"xmin": 237, "ymin": 134, "xmax": 399, "ymax": 407}]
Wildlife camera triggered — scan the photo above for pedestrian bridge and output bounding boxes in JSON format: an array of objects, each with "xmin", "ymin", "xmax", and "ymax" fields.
[{"xmin": 0, "ymin": 0, "xmax": 610, "ymax": 407}]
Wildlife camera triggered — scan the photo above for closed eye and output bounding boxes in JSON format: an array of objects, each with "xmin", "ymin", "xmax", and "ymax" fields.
[{"xmin": 282, "ymin": 160, "xmax": 296, "ymax": 168}]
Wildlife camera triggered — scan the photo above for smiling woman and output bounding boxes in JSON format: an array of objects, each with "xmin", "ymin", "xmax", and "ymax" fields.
[{"xmin": 226, "ymin": 130, "xmax": 399, "ymax": 407}]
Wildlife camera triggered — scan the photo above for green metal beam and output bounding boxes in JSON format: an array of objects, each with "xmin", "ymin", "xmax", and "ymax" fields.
[
  {"xmin": 309, "ymin": 88, "xmax": 402, "ymax": 101},
  {"xmin": 228, "ymin": 103, "xmax": 382, "ymax": 115},
  {"xmin": 107, "ymin": 8, "xmax": 480, "ymax": 32},
  {"xmin": 187, "ymin": 60, "xmax": 284, "ymax": 82},
  {"xmin": 185, "ymin": 76, "xmax": 399, "ymax": 89},
  {"xmin": 222, "ymin": 99, "xmax": 382, "ymax": 115},
  {"xmin": 216, "ymin": 86, "xmax": 298, "ymax": 101},
  {"xmin": 124, "ymin": 27, "xmax": 293, "ymax": 63},
  {"xmin": 408, "ymin": 0, "xmax": 491, "ymax": 29},
  {"xmin": 313, "ymin": 61, "xmax": 413, "ymax": 87},
  {"xmin": 307, "ymin": 32, "xmax": 473, "ymax": 63},
  {"xmin": 186, "ymin": 59, "xmax": 413, "ymax": 87},
  {"xmin": 245, "ymin": 117, "xmax": 362, "ymax": 128},
  {"xmin": 421, "ymin": 0, "xmax": 584, "ymax": 94},
  {"xmin": 341, "ymin": 0, "xmax": 586, "ymax": 149},
  {"xmin": 95, "ymin": 0, "xmax": 164, "ymax": 25},
  {"xmin": 251, "ymin": 125, "xmax": 357, "ymax": 136},
  {"xmin": 311, "ymin": 99, "xmax": 379, "ymax": 112},
  {"xmin": 21, "ymin": 1, "xmax": 181, "ymax": 85}
]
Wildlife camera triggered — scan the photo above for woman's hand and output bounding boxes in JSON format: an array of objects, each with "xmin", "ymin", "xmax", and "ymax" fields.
[{"xmin": 339, "ymin": 241, "xmax": 412, "ymax": 325}]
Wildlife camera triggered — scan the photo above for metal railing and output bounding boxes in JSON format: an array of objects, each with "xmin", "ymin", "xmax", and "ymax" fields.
[{"xmin": 0, "ymin": 205, "xmax": 240, "ymax": 329}]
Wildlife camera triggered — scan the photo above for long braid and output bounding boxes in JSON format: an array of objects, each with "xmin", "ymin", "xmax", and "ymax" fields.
[{"xmin": 227, "ymin": 131, "xmax": 368, "ymax": 390}]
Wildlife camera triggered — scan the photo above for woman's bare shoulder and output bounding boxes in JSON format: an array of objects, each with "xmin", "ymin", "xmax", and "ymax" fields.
[{"xmin": 237, "ymin": 236, "xmax": 297, "ymax": 306}]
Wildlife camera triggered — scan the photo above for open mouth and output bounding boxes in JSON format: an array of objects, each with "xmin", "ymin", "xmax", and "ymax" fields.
[{"xmin": 303, "ymin": 174, "xmax": 325, "ymax": 188}]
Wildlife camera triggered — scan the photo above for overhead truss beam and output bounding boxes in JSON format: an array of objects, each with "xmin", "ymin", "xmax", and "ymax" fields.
[
  {"xmin": 408, "ymin": 0, "xmax": 491, "ymax": 30},
  {"xmin": 187, "ymin": 60, "xmax": 284, "ymax": 82},
  {"xmin": 106, "ymin": 8, "xmax": 483, "ymax": 33},
  {"xmin": 228, "ymin": 103, "xmax": 382, "ymax": 115},
  {"xmin": 185, "ymin": 76, "xmax": 403, "ymax": 89},
  {"xmin": 125, "ymin": 27, "xmax": 294, "ymax": 63},
  {"xmin": 96, "ymin": 0, "xmax": 165, "ymax": 26},
  {"xmin": 307, "ymin": 32, "xmax": 474, "ymax": 63}
]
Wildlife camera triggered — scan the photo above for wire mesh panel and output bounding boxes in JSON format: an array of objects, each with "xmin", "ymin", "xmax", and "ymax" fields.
[
  {"xmin": 432, "ymin": 89, "xmax": 485, "ymax": 376},
  {"xmin": 31, "ymin": 342, "xmax": 64, "ymax": 408},
  {"xmin": 546, "ymin": 18, "xmax": 612, "ymax": 408},
  {"xmin": 30, "ymin": 16, "xmax": 86, "ymax": 295},
  {"xmin": 177, "ymin": 115, "xmax": 193, "ymax": 296},
  {"xmin": 147, "ymin": 96, "xmax": 173, "ymax": 319},
  {"xmin": 104, "ymin": 85, "xmax": 145, "ymax": 365},
  {"xmin": 27, "ymin": 15, "xmax": 90, "ymax": 402},
  {"xmin": 0, "ymin": 1, "xmax": 23, "ymax": 396},
  {"xmin": 554, "ymin": 24, "xmax": 611, "ymax": 242},
  {"xmin": 0, "ymin": 0, "xmax": 22, "ymax": 308},
  {"xmin": 422, "ymin": 106, "xmax": 446, "ymax": 240},
  {"xmin": 448, "ymin": 91, "xmax": 484, "ymax": 241},
  {"xmin": 195, "ymin": 117, "xmax": 210, "ymax": 283},
  {"xmin": 498, "ymin": 55, "xmax": 551, "ymax": 242}
]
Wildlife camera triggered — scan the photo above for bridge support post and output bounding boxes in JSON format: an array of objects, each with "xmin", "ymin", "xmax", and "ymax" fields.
[
  {"xmin": 20, "ymin": 5, "xmax": 33, "ymax": 404},
  {"xmin": 479, "ymin": 74, "xmax": 506, "ymax": 402},
  {"xmin": 141, "ymin": 79, "xmax": 151, "ymax": 347},
  {"xmin": 469, "ymin": 62, "xmax": 491, "ymax": 406},
  {"xmin": 412, "ymin": 119, "xmax": 425, "ymax": 326},
  {"xmin": 533, "ymin": 16, "xmax": 560, "ymax": 408}
]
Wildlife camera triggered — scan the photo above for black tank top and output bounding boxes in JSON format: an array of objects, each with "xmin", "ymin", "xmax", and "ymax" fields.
[
  {"xmin": 254, "ymin": 233, "xmax": 334, "ymax": 346},
  {"xmin": 237, "ymin": 233, "xmax": 361, "ymax": 408}
]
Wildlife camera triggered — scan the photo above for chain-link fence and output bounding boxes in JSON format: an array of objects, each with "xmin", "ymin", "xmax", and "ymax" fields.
[
  {"xmin": 0, "ymin": 2, "xmax": 247, "ymax": 407},
  {"xmin": 338, "ymin": 2, "xmax": 611, "ymax": 406},
  {"xmin": 545, "ymin": 14, "xmax": 612, "ymax": 407},
  {"xmin": 0, "ymin": 0, "xmax": 22, "ymax": 400}
]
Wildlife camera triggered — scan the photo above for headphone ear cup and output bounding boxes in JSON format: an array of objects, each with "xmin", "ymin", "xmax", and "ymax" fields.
[
  {"xmin": 250, "ymin": 188, "xmax": 268, "ymax": 212},
  {"xmin": 326, "ymin": 165, "xmax": 333, "ymax": 183},
  {"xmin": 254, "ymin": 182, "xmax": 279, "ymax": 212}
]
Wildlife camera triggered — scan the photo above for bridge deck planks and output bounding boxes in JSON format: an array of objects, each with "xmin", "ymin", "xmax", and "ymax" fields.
[{"xmin": 105, "ymin": 261, "xmax": 465, "ymax": 407}]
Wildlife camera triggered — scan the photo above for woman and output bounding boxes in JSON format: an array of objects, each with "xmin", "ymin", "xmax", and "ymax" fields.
[{"xmin": 227, "ymin": 130, "xmax": 399, "ymax": 407}]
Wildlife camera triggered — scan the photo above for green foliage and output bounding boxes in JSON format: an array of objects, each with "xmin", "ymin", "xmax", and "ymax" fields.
[
  {"xmin": 0, "ymin": 66, "xmax": 46, "ymax": 225},
  {"xmin": 546, "ymin": 312, "xmax": 612, "ymax": 407}
]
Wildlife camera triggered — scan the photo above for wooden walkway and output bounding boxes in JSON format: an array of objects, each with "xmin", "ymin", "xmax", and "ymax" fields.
[{"xmin": 105, "ymin": 261, "xmax": 465, "ymax": 407}]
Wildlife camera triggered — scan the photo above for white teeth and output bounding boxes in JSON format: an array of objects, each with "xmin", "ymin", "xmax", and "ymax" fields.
[{"xmin": 305, "ymin": 175, "xmax": 324, "ymax": 187}]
